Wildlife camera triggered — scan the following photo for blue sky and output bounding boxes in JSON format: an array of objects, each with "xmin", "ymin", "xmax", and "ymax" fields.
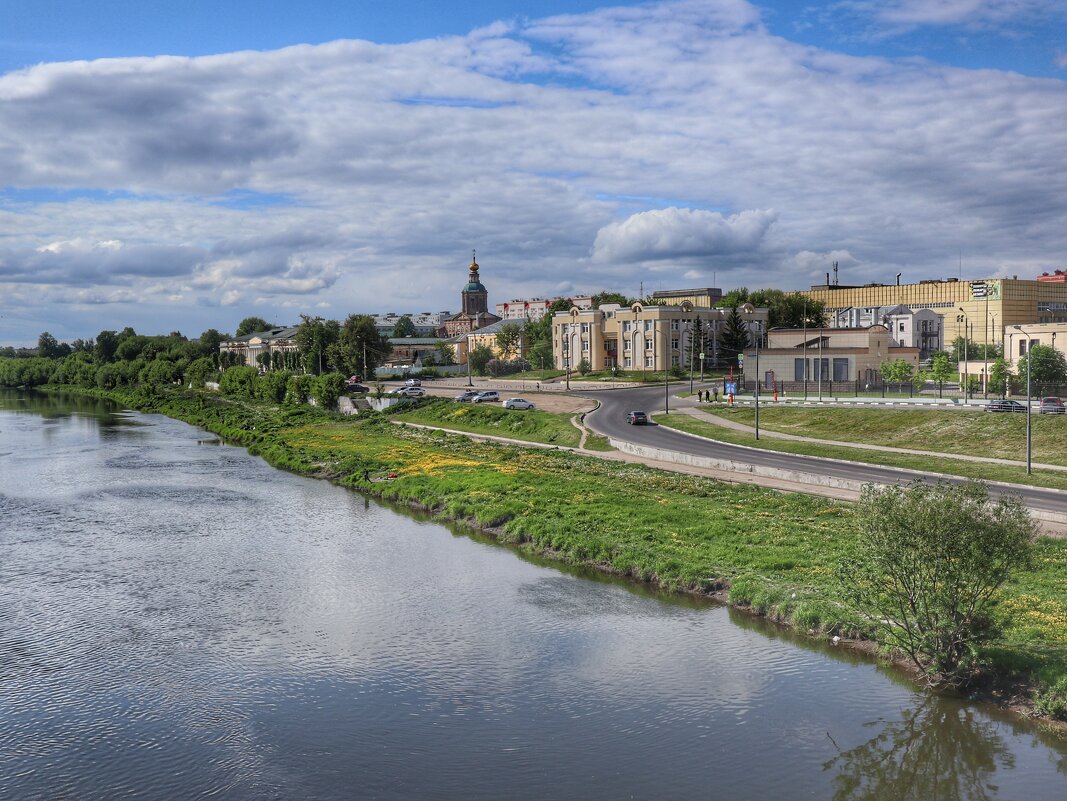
[{"xmin": 1, "ymin": 0, "xmax": 1066, "ymax": 343}]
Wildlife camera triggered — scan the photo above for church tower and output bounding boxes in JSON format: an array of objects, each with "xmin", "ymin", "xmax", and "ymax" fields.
[{"xmin": 461, "ymin": 250, "xmax": 488, "ymax": 317}]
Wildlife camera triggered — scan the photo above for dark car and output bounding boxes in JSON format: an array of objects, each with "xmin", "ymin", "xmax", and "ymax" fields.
[
  {"xmin": 345, "ymin": 383, "xmax": 369, "ymax": 393},
  {"xmin": 985, "ymin": 399, "xmax": 1027, "ymax": 413},
  {"xmin": 627, "ymin": 410, "xmax": 648, "ymax": 425},
  {"xmin": 1039, "ymin": 397, "xmax": 1065, "ymax": 414}
]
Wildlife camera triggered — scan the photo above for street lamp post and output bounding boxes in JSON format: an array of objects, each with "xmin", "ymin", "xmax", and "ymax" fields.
[
  {"xmin": 663, "ymin": 319, "xmax": 670, "ymax": 414},
  {"xmin": 957, "ymin": 309, "xmax": 969, "ymax": 400},
  {"xmin": 754, "ymin": 322, "xmax": 761, "ymax": 440},
  {"xmin": 1013, "ymin": 325, "xmax": 1032, "ymax": 474},
  {"xmin": 688, "ymin": 322, "xmax": 695, "ymax": 396}
]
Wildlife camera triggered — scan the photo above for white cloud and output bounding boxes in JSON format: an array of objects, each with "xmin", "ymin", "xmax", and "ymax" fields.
[
  {"xmin": 592, "ymin": 208, "xmax": 778, "ymax": 263},
  {"xmin": 834, "ymin": 0, "xmax": 1065, "ymax": 32},
  {"xmin": 2, "ymin": 0, "xmax": 1067, "ymax": 342}
]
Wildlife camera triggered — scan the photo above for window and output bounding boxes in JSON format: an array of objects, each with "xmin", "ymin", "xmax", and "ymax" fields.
[
  {"xmin": 645, "ymin": 338, "xmax": 653, "ymax": 351},
  {"xmin": 833, "ymin": 358, "xmax": 849, "ymax": 381},
  {"xmin": 644, "ymin": 320, "xmax": 654, "ymax": 332},
  {"xmin": 794, "ymin": 358, "xmax": 806, "ymax": 381},
  {"xmin": 581, "ymin": 340, "xmax": 590, "ymax": 352},
  {"xmin": 671, "ymin": 338, "xmax": 679, "ymax": 350},
  {"xmin": 1019, "ymin": 340, "xmax": 1027, "ymax": 357},
  {"xmin": 899, "ymin": 323, "xmax": 905, "ymax": 331},
  {"xmin": 560, "ymin": 324, "xmax": 568, "ymax": 335},
  {"xmin": 624, "ymin": 356, "xmax": 632, "ymax": 368},
  {"xmin": 672, "ymin": 354, "xmax": 680, "ymax": 366},
  {"xmin": 645, "ymin": 356, "xmax": 654, "ymax": 368},
  {"xmin": 623, "ymin": 340, "xmax": 631, "ymax": 352},
  {"xmin": 670, "ymin": 319, "xmax": 679, "ymax": 331},
  {"xmin": 580, "ymin": 322, "xmax": 590, "ymax": 334}
]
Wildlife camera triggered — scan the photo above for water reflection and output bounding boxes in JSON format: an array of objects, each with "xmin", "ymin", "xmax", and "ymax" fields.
[{"xmin": 825, "ymin": 700, "xmax": 1016, "ymax": 801}]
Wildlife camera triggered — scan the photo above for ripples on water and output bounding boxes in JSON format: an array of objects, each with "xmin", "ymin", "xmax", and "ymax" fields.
[{"xmin": 1, "ymin": 391, "xmax": 1065, "ymax": 800}]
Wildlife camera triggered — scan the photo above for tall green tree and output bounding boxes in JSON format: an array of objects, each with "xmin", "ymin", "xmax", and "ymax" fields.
[
  {"xmin": 468, "ymin": 344, "xmax": 494, "ymax": 376},
  {"xmin": 94, "ymin": 330, "xmax": 119, "ymax": 363},
  {"xmin": 590, "ymin": 290, "xmax": 630, "ymax": 307},
  {"xmin": 922, "ymin": 352, "xmax": 955, "ymax": 397},
  {"xmin": 880, "ymin": 358, "xmax": 915, "ymax": 388},
  {"xmin": 719, "ymin": 307, "xmax": 749, "ymax": 361},
  {"xmin": 236, "ymin": 316, "xmax": 275, "ymax": 337},
  {"xmin": 327, "ymin": 314, "xmax": 391, "ymax": 377},
  {"xmin": 295, "ymin": 315, "xmax": 340, "ymax": 375},
  {"xmin": 987, "ymin": 357, "xmax": 1012, "ymax": 397},
  {"xmin": 495, "ymin": 322, "xmax": 523, "ymax": 359},
  {"xmin": 1017, "ymin": 344, "xmax": 1067, "ymax": 386},
  {"xmin": 838, "ymin": 481, "xmax": 1034, "ymax": 686},
  {"xmin": 432, "ymin": 341, "xmax": 456, "ymax": 365},
  {"xmin": 36, "ymin": 332, "xmax": 62, "ymax": 358},
  {"xmin": 197, "ymin": 329, "xmax": 225, "ymax": 365},
  {"xmin": 391, "ymin": 316, "xmax": 417, "ymax": 338}
]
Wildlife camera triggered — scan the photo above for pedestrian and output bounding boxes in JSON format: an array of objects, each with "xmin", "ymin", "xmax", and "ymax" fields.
[
  {"xmin": 362, "ymin": 468, "xmax": 370, "ymax": 482},
  {"xmin": 536, "ymin": 382, "xmax": 540, "ymax": 391},
  {"xmin": 713, "ymin": 388, "xmax": 719, "ymax": 402}
]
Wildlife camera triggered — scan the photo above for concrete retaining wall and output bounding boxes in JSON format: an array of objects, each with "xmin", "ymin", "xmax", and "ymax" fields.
[{"xmin": 609, "ymin": 439, "xmax": 870, "ymax": 492}]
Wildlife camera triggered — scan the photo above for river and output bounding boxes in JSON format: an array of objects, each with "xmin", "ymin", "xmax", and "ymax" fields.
[{"xmin": 1, "ymin": 389, "xmax": 1065, "ymax": 800}]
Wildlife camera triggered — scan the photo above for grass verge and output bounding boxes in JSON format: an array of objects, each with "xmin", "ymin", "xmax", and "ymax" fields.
[
  {"xmin": 47, "ymin": 384, "xmax": 1067, "ymax": 721},
  {"xmin": 702, "ymin": 405, "xmax": 1067, "ymax": 465},
  {"xmin": 658, "ymin": 411, "xmax": 1067, "ymax": 493}
]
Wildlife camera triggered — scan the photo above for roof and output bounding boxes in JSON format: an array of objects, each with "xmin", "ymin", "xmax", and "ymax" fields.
[
  {"xmin": 465, "ymin": 318, "xmax": 525, "ymax": 336},
  {"xmin": 225, "ymin": 326, "xmax": 300, "ymax": 344},
  {"xmin": 387, "ymin": 337, "xmax": 445, "ymax": 345}
]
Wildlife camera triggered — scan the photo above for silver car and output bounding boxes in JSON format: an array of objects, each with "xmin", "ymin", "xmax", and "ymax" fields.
[{"xmin": 503, "ymin": 398, "xmax": 535, "ymax": 410}]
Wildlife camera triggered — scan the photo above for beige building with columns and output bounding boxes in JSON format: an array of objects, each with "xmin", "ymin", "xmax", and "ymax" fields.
[{"xmin": 551, "ymin": 301, "xmax": 768, "ymax": 373}]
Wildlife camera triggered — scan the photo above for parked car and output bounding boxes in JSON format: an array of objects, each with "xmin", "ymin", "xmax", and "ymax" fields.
[
  {"xmin": 1039, "ymin": 397, "xmax": 1065, "ymax": 414},
  {"xmin": 627, "ymin": 410, "xmax": 648, "ymax": 425},
  {"xmin": 985, "ymin": 399, "xmax": 1027, "ymax": 413},
  {"xmin": 345, "ymin": 383, "xmax": 369, "ymax": 393},
  {"xmin": 471, "ymin": 391, "xmax": 500, "ymax": 403},
  {"xmin": 390, "ymin": 386, "xmax": 425, "ymax": 397},
  {"xmin": 454, "ymin": 390, "xmax": 480, "ymax": 402},
  {"xmin": 503, "ymin": 398, "xmax": 535, "ymax": 410},
  {"xmin": 405, "ymin": 378, "xmax": 422, "ymax": 387},
  {"xmin": 347, "ymin": 375, "xmax": 363, "ymax": 384}
]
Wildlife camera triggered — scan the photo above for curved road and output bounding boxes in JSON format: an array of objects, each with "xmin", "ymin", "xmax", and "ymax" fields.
[{"xmin": 578, "ymin": 384, "xmax": 1067, "ymax": 518}]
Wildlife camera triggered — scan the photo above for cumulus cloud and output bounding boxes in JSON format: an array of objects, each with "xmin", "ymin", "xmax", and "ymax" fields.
[
  {"xmin": 592, "ymin": 208, "xmax": 777, "ymax": 263},
  {"xmin": 2, "ymin": 0, "xmax": 1067, "ymax": 341}
]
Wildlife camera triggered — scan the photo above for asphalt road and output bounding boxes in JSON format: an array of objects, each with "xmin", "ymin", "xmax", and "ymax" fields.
[{"xmin": 578, "ymin": 383, "xmax": 1067, "ymax": 517}]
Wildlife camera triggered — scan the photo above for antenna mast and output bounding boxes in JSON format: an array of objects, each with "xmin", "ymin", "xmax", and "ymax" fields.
[{"xmin": 832, "ymin": 261, "xmax": 839, "ymax": 286}]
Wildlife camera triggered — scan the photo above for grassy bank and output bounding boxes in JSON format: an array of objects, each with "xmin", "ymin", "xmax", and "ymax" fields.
[
  {"xmin": 53, "ymin": 384, "xmax": 1067, "ymax": 718},
  {"xmin": 658, "ymin": 411, "xmax": 1067, "ymax": 492},
  {"xmin": 390, "ymin": 398, "xmax": 583, "ymax": 448}
]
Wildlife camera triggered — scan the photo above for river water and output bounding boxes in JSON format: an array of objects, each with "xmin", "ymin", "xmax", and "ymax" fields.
[{"xmin": 1, "ymin": 389, "xmax": 1065, "ymax": 800}]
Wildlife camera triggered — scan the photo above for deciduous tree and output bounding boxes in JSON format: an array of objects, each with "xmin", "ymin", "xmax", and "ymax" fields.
[{"xmin": 838, "ymin": 482, "xmax": 1034, "ymax": 686}]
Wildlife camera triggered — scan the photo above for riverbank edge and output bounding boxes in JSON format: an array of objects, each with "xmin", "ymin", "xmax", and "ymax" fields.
[{"xmin": 40, "ymin": 383, "xmax": 1067, "ymax": 732}]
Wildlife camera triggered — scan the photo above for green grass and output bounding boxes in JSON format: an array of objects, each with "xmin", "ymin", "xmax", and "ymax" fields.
[
  {"xmin": 389, "ymin": 398, "xmax": 582, "ymax": 448},
  {"xmin": 704, "ymin": 406, "xmax": 1067, "ymax": 465},
  {"xmin": 49, "ymin": 384, "xmax": 1067, "ymax": 709},
  {"xmin": 658, "ymin": 411, "xmax": 1067, "ymax": 492}
]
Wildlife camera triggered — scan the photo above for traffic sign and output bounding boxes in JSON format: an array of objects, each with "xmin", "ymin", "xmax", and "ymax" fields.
[
  {"xmin": 737, "ymin": 353, "xmax": 744, "ymax": 362},
  {"xmin": 724, "ymin": 382, "xmax": 737, "ymax": 395},
  {"xmin": 699, "ymin": 352, "xmax": 705, "ymax": 360}
]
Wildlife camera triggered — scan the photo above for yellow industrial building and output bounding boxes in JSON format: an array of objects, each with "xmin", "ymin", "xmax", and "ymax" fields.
[{"xmin": 798, "ymin": 277, "xmax": 1067, "ymax": 348}]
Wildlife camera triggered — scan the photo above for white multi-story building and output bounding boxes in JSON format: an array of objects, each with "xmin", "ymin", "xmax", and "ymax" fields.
[
  {"xmin": 496, "ymin": 296, "xmax": 593, "ymax": 321},
  {"xmin": 371, "ymin": 311, "xmax": 452, "ymax": 337}
]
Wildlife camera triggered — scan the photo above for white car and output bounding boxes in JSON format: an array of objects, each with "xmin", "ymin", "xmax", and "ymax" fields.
[
  {"xmin": 390, "ymin": 386, "xmax": 425, "ymax": 397},
  {"xmin": 503, "ymin": 398, "xmax": 535, "ymax": 410},
  {"xmin": 405, "ymin": 378, "xmax": 422, "ymax": 387}
]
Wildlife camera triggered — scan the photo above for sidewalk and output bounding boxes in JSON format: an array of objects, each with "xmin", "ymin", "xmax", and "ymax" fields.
[{"xmin": 680, "ymin": 406, "xmax": 1067, "ymax": 474}]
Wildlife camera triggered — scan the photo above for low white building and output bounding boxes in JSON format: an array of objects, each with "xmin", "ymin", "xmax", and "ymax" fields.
[
  {"xmin": 496, "ymin": 296, "xmax": 593, "ymax": 321},
  {"xmin": 833, "ymin": 304, "xmax": 942, "ymax": 355}
]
